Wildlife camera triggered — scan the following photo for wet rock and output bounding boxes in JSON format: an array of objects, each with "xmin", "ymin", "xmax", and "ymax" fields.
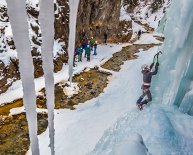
[
  {"xmin": 0, "ymin": 78, "xmax": 7, "ymax": 88},
  {"xmin": 0, "ymin": 60, "xmax": 5, "ymax": 70},
  {"xmin": 31, "ymin": 24, "xmax": 39, "ymax": 35},
  {"xmin": 90, "ymin": 91, "xmax": 96, "ymax": 95},
  {"xmin": 80, "ymin": 78, "xmax": 84, "ymax": 82},
  {"xmin": 0, "ymin": 113, "xmax": 48, "ymax": 154},
  {"xmin": 64, "ymin": 83, "xmax": 70, "ymax": 87},
  {"xmin": 7, "ymin": 38, "xmax": 16, "ymax": 50},
  {"xmin": 68, "ymin": 100, "xmax": 75, "ymax": 106},
  {"xmin": 33, "ymin": 58, "xmax": 43, "ymax": 78},
  {"xmin": 20, "ymin": 120, "xmax": 26, "ymax": 126},
  {"xmin": 54, "ymin": 55, "xmax": 68, "ymax": 72},
  {"xmin": 94, "ymin": 66, "xmax": 99, "ymax": 70},
  {"xmin": 0, "ymin": 140, "xmax": 5, "ymax": 145},
  {"xmin": 85, "ymin": 82, "xmax": 93, "ymax": 89},
  {"xmin": 31, "ymin": 47, "xmax": 40, "ymax": 57},
  {"xmin": 32, "ymin": 36, "xmax": 41, "ymax": 46},
  {"xmin": 39, "ymin": 120, "xmax": 47, "ymax": 127},
  {"xmin": 61, "ymin": 96, "xmax": 66, "ymax": 101},
  {"xmin": 0, "ymin": 133, "xmax": 7, "ymax": 139}
]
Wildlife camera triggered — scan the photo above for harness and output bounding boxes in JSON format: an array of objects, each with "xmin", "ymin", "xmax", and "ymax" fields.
[{"xmin": 143, "ymin": 82, "xmax": 151, "ymax": 86}]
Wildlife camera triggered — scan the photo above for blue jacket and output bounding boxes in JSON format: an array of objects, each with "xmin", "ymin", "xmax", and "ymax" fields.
[{"xmin": 78, "ymin": 46, "xmax": 83, "ymax": 54}]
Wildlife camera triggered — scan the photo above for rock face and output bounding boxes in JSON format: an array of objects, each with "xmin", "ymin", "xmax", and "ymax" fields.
[
  {"xmin": 0, "ymin": 2, "xmax": 69, "ymax": 94},
  {"xmin": 56, "ymin": 0, "xmax": 131, "ymax": 44},
  {"xmin": 54, "ymin": 0, "xmax": 69, "ymax": 45},
  {"xmin": 123, "ymin": 0, "xmax": 165, "ymax": 14},
  {"xmin": 0, "ymin": 0, "xmax": 132, "ymax": 94},
  {"xmin": 76, "ymin": 0, "xmax": 124, "ymax": 44}
]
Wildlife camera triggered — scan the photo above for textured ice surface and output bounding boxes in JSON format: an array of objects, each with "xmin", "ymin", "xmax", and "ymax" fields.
[
  {"xmin": 5, "ymin": 0, "xmax": 40, "ymax": 154},
  {"xmin": 68, "ymin": 0, "xmax": 80, "ymax": 85},
  {"xmin": 39, "ymin": 0, "xmax": 55, "ymax": 154},
  {"xmin": 152, "ymin": 0, "xmax": 193, "ymax": 115}
]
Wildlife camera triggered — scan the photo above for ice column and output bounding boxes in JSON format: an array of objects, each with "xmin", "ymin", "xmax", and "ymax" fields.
[
  {"xmin": 152, "ymin": 0, "xmax": 193, "ymax": 110},
  {"xmin": 39, "ymin": 0, "xmax": 55, "ymax": 154},
  {"xmin": 5, "ymin": 0, "xmax": 40, "ymax": 154},
  {"xmin": 68, "ymin": 0, "xmax": 80, "ymax": 85}
]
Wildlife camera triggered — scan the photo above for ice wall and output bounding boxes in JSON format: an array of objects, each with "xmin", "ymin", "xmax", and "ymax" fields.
[{"xmin": 152, "ymin": 0, "xmax": 193, "ymax": 114}]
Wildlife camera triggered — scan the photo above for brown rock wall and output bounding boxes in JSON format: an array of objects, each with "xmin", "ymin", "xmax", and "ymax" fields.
[{"xmin": 76, "ymin": 0, "xmax": 124, "ymax": 44}]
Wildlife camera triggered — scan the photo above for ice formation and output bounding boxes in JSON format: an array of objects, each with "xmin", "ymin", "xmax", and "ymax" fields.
[
  {"xmin": 39, "ymin": 0, "xmax": 55, "ymax": 154},
  {"xmin": 152, "ymin": 0, "xmax": 193, "ymax": 115},
  {"xmin": 68, "ymin": 0, "xmax": 80, "ymax": 85},
  {"xmin": 5, "ymin": 0, "xmax": 40, "ymax": 154}
]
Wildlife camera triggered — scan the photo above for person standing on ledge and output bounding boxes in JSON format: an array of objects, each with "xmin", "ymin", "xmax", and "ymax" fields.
[
  {"xmin": 137, "ymin": 29, "xmax": 142, "ymax": 40},
  {"xmin": 104, "ymin": 31, "xmax": 108, "ymax": 44}
]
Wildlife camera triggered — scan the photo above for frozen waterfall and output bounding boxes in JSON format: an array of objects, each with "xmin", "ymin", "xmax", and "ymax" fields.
[{"xmin": 153, "ymin": 0, "xmax": 193, "ymax": 115}]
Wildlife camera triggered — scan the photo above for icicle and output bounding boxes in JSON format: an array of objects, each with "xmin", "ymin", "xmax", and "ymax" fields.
[
  {"xmin": 5, "ymin": 0, "xmax": 40, "ymax": 154},
  {"xmin": 68, "ymin": 0, "xmax": 80, "ymax": 86},
  {"xmin": 39, "ymin": 0, "xmax": 55, "ymax": 154}
]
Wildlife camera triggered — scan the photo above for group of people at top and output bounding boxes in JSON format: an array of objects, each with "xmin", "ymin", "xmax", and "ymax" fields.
[{"xmin": 74, "ymin": 36, "xmax": 98, "ymax": 66}]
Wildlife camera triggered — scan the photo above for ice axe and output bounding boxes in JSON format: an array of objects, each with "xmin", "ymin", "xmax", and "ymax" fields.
[
  {"xmin": 154, "ymin": 51, "xmax": 162, "ymax": 62},
  {"xmin": 150, "ymin": 51, "xmax": 162, "ymax": 69}
]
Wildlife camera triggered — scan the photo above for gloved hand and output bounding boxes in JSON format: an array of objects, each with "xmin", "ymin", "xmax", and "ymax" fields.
[
  {"xmin": 156, "ymin": 62, "xmax": 159, "ymax": 66},
  {"xmin": 150, "ymin": 63, "xmax": 154, "ymax": 69}
]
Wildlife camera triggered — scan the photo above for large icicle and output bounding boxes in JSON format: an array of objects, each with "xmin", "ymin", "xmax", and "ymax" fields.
[
  {"xmin": 39, "ymin": 0, "xmax": 55, "ymax": 154},
  {"xmin": 5, "ymin": 0, "xmax": 40, "ymax": 154},
  {"xmin": 68, "ymin": 0, "xmax": 80, "ymax": 85}
]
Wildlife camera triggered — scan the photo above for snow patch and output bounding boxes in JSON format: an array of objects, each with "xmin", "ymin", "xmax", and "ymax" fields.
[
  {"xmin": 134, "ymin": 33, "xmax": 162, "ymax": 45},
  {"xmin": 59, "ymin": 82, "xmax": 79, "ymax": 97}
]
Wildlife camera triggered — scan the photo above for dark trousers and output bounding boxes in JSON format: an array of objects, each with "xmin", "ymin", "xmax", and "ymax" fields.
[
  {"xmin": 86, "ymin": 53, "xmax": 90, "ymax": 61},
  {"xmin": 104, "ymin": 36, "xmax": 107, "ymax": 44},
  {"xmin": 73, "ymin": 55, "xmax": 76, "ymax": 67},
  {"xmin": 94, "ymin": 47, "xmax": 97, "ymax": 55},
  {"xmin": 138, "ymin": 35, "xmax": 141, "ymax": 40},
  {"xmin": 78, "ymin": 53, "xmax": 82, "ymax": 62},
  {"xmin": 137, "ymin": 86, "xmax": 152, "ymax": 105}
]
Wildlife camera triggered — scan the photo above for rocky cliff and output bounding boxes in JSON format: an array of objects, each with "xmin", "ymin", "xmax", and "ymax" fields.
[
  {"xmin": 123, "ymin": 0, "xmax": 167, "ymax": 13},
  {"xmin": 76, "ymin": 0, "xmax": 127, "ymax": 44}
]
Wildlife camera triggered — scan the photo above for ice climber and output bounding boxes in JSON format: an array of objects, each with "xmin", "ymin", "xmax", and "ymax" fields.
[{"xmin": 136, "ymin": 61, "xmax": 159, "ymax": 110}]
